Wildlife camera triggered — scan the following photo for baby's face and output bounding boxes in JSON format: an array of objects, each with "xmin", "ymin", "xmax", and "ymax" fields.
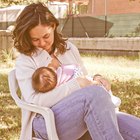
[{"xmin": 93, "ymin": 75, "xmax": 102, "ymax": 81}]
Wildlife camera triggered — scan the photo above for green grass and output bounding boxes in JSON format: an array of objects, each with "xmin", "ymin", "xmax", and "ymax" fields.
[
  {"xmin": 0, "ymin": 72, "xmax": 21, "ymax": 140},
  {"xmin": 0, "ymin": 55, "xmax": 140, "ymax": 140}
]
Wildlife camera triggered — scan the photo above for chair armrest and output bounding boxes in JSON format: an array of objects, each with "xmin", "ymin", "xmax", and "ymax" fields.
[
  {"xmin": 16, "ymin": 99, "xmax": 59, "ymax": 140},
  {"xmin": 8, "ymin": 69, "xmax": 59, "ymax": 140}
]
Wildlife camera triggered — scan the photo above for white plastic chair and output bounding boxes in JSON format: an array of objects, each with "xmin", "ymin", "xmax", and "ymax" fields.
[{"xmin": 8, "ymin": 69, "xmax": 59, "ymax": 140}]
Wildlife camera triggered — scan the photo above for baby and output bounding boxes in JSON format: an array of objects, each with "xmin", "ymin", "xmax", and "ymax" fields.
[
  {"xmin": 32, "ymin": 64, "xmax": 82, "ymax": 93},
  {"xmin": 32, "ymin": 66, "xmax": 58, "ymax": 93},
  {"xmin": 32, "ymin": 64, "xmax": 121, "ymax": 108},
  {"xmin": 93, "ymin": 74, "xmax": 121, "ymax": 108}
]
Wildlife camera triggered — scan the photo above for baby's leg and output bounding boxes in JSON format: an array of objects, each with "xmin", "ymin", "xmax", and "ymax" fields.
[{"xmin": 109, "ymin": 90, "xmax": 121, "ymax": 108}]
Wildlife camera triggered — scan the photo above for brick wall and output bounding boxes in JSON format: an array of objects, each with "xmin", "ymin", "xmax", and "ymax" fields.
[{"xmin": 91, "ymin": 0, "xmax": 140, "ymax": 16}]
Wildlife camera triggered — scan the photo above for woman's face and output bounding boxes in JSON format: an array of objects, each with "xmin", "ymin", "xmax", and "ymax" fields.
[{"xmin": 29, "ymin": 24, "xmax": 55, "ymax": 53}]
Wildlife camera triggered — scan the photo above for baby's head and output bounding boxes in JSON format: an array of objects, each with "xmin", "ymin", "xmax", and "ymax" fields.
[
  {"xmin": 32, "ymin": 67, "xmax": 57, "ymax": 93},
  {"xmin": 93, "ymin": 74, "xmax": 102, "ymax": 81}
]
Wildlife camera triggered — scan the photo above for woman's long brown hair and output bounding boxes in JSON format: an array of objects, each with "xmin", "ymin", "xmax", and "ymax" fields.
[{"xmin": 13, "ymin": 2, "xmax": 67, "ymax": 56}]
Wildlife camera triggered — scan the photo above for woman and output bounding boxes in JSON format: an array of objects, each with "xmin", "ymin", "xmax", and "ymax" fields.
[{"xmin": 13, "ymin": 2, "xmax": 140, "ymax": 140}]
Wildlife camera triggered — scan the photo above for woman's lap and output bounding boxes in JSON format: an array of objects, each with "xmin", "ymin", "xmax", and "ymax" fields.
[
  {"xmin": 33, "ymin": 85, "xmax": 114, "ymax": 140},
  {"xmin": 33, "ymin": 86, "xmax": 96, "ymax": 140},
  {"xmin": 32, "ymin": 85, "xmax": 140, "ymax": 140}
]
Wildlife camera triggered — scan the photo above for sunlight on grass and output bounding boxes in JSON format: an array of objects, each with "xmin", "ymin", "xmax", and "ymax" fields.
[
  {"xmin": 0, "ymin": 68, "xmax": 13, "ymax": 74},
  {"xmin": 0, "ymin": 92, "xmax": 10, "ymax": 97},
  {"xmin": 4, "ymin": 105, "xmax": 19, "ymax": 110},
  {"xmin": 82, "ymin": 55, "xmax": 140, "ymax": 81}
]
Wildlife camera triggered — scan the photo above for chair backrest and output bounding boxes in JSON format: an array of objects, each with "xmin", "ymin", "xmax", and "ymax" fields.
[
  {"xmin": 8, "ymin": 69, "xmax": 20, "ymax": 103},
  {"xmin": 8, "ymin": 69, "xmax": 59, "ymax": 140}
]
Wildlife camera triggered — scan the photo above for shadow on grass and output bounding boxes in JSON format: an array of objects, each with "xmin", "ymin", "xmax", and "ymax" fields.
[
  {"xmin": 0, "ymin": 74, "xmax": 9, "ymax": 93},
  {"xmin": 0, "ymin": 125, "xmax": 20, "ymax": 140},
  {"xmin": 0, "ymin": 74, "xmax": 21, "ymax": 139},
  {"xmin": 0, "ymin": 91, "xmax": 21, "ymax": 140},
  {"xmin": 112, "ymin": 79, "xmax": 140, "ymax": 117}
]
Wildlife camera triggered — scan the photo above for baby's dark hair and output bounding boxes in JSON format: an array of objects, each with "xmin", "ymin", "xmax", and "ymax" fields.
[
  {"xmin": 93, "ymin": 74, "xmax": 102, "ymax": 80},
  {"xmin": 32, "ymin": 67, "xmax": 57, "ymax": 93}
]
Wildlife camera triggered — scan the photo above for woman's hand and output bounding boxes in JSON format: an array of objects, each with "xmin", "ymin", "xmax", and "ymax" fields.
[
  {"xmin": 77, "ymin": 77, "xmax": 93, "ymax": 88},
  {"xmin": 77, "ymin": 77, "xmax": 101, "ymax": 88},
  {"xmin": 93, "ymin": 74, "xmax": 111, "ymax": 91}
]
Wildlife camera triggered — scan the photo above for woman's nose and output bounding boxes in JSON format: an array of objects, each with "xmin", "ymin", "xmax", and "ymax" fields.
[{"xmin": 39, "ymin": 39, "xmax": 46, "ymax": 47}]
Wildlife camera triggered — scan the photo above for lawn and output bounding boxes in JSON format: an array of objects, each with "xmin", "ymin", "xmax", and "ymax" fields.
[{"xmin": 0, "ymin": 54, "xmax": 140, "ymax": 140}]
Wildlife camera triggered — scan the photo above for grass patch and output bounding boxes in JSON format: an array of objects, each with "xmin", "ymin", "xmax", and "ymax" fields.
[
  {"xmin": 112, "ymin": 80, "xmax": 140, "ymax": 116},
  {"xmin": 82, "ymin": 55, "xmax": 140, "ymax": 81},
  {"xmin": 0, "ymin": 74, "xmax": 21, "ymax": 140},
  {"xmin": 0, "ymin": 55, "xmax": 140, "ymax": 139}
]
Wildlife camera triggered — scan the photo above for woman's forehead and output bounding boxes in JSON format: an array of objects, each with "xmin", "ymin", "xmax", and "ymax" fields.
[{"xmin": 29, "ymin": 24, "xmax": 53, "ymax": 38}]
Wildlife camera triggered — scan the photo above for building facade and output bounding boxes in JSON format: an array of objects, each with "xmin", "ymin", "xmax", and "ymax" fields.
[{"xmin": 88, "ymin": 0, "xmax": 140, "ymax": 16}]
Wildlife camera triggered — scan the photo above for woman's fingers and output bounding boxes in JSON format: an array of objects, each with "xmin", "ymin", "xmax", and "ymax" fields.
[
  {"xmin": 77, "ymin": 76, "xmax": 111, "ymax": 91},
  {"xmin": 77, "ymin": 77, "xmax": 93, "ymax": 88},
  {"xmin": 93, "ymin": 75, "xmax": 111, "ymax": 91},
  {"xmin": 98, "ymin": 77, "xmax": 111, "ymax": 91}
]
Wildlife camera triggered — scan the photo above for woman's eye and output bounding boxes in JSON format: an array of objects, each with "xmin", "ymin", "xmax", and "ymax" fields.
[
  {"xmin": 32, "ymin": 39, "xmax": 39, "ymax": 42},
  {"xmin": 44, "ymin": 34, "xmax": 50, "ymax": 39}
]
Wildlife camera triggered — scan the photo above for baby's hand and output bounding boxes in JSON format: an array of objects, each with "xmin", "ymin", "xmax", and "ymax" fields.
[
  {"xmin": 92, "ymin": 80, "xmax": 102, "ymax": 86},
  {"xmin": 93, "ymin": 74, "xmax": 111, "ymax": 91}
]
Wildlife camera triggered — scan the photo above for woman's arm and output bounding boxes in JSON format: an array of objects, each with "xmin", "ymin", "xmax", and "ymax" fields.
[{"xmin": 15, "ymin": 54, "xmax": 82, "ymax": 107}]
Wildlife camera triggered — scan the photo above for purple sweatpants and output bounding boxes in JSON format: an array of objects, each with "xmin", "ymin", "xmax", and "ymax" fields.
[{"xmin": 33, "ymin": 86, "xmax": 140, "ymax": 140}]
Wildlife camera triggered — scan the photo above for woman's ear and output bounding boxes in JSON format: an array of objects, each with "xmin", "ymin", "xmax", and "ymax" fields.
[{"xmin": 51, "ymin": 23, "xmax": 56, "ymax": 30}]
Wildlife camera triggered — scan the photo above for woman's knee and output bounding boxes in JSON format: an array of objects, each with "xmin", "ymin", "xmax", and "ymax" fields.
[{"xmin": 82, "ymin": 85, "xmax": 111, "ymax": 104}]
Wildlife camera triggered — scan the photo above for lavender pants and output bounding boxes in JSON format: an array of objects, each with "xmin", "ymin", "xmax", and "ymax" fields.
[{"xmin": 32, "ymin": 86, "xmax": 140, "ymax": 140}]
